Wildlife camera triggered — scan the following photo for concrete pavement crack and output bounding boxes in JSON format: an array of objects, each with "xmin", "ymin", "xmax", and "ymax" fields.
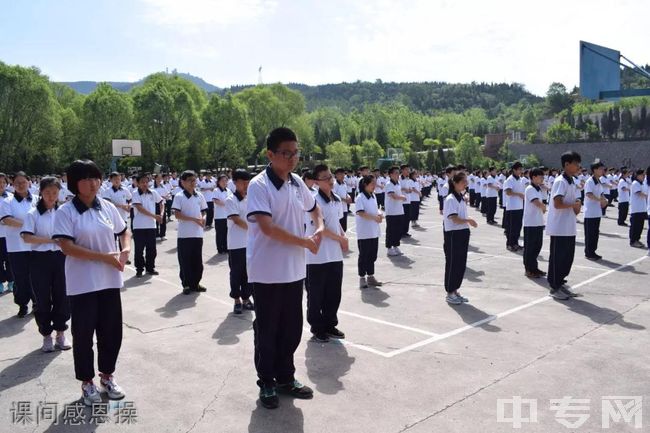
[{"xmin": 185, "ymin": 366, "xmax": 236, "ymax": 433}]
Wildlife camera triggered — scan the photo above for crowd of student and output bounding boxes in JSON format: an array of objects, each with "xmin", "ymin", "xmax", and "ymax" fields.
[{"xmin": 1, "ymin": 126, "xmax": 649, "ymax": 410}]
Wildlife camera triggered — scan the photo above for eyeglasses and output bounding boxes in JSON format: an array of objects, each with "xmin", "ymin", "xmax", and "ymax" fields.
[
  {"xmin": 274, "ymin": 150, "xmax": 301, "ymax": 160},
  {"xmin": 316, "ymin": 175, "xmax": 333, "ymax": 182}
]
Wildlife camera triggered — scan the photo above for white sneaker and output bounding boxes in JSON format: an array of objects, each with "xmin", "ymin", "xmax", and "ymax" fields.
[
  {"xmin": 55, "ymin": 333, "xmax": 72, "ymax": 350},
  {"xmin": 387, "ymin": 247, "xmax": 399, "ymax": 256},
  {"xmin": 446, "ymin": 294, "xmax": 463, "ymax": 305},
  {"xmin": 41, "ymin": 335, "xmax": 55, "ymax": 353},
  {"xmin": 82, "ymin": 382, "xmax": 102, "ymax": 406},
  {"xmin": 456, "ymin": 293, "xmax": 469, "ymax": 303},
  {"xmin": 359, "ymin": 277, "xmax": 368, "ymax": 289},
  {"xmin": 394, "ymin": 247, "xmax": 404, "ymax": 255},
  {"xmin": 367, "ymin": 275, "xmax": 383, "ymax": 287},
  {"xmin": 100, "ymin": 375, "xmax": 125, "ymax": 400}
]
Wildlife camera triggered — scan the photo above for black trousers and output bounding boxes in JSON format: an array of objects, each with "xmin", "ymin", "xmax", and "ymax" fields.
[
  {"xmin": 469, "ymin": 190, "xmax": 476, "ymax": 207},
  {"xmin": 438, "ymin": 195, "xmax": 445, "ymax": 211},
  {"xmin": 601, "ymin": 195, "xmax": 610, "ymax": 216},
  {"xmin": 501, "ymin": 207, "xmax": 508, "ymax": 229},
  {"xmin": 523, "ymin": 226, "xmax": 543, "ymax": 272},
  {"xmin": 253, "ymin": 280, "xmax": 303, "ymax": 386},
  {"xmin": 410, "ymin": 201, "xmax": 420, "ymax": 221},
  {"xmin": 475, "ymin": 193, "xmax": 482, "ymax": 211},
  {"xmin": 133, "ymin": 228, "xmax": 157, "ymax": 272},
  {"xmin": 30, "ymin": 251, "xmax": 69, "ymax": 336},
  {"xmin": 205, "ymin": 202, "xmax": 214, "ymax": 227},
  {"xmin": 617, "ymin": 202, "xmax": 629, "ymax": 225},
  {"xmin": 547, "ymin": 236, "xmax": 576, "ymax": 290},
  {"xmin": 177, "ymin": 238, "xmax": 203, "ymax": 290},
  {"xmin": 357, "ymin": 238, "xmax": 379, "ymax": 277},
  {"xmin": 228, "ymin": 248, "xmax": 251, "ymax": 300},
  {"xmin": 506, "ymin": 209, "xmax": 523, "ymax": 247},
  {"xmin": 583, "ymin": 217, "xmax": 601, "ymax": 256},
  {"xmin": 498, "ymin": 189, "xmax": 503, "ymax": 208},
  {"xmin": 0, "ymin": 237, "xmax": 12, "ymax": 283},
  {"xmin": 306, "ymin": 261, "xmax": 343, "ymax": 334},
  {"xmin": 480, "ymin": 194, "xmax": 487, "ymax": 214},
  {"xmin": 156, "ymin": 202, "xmax": 167, "ymax": 237},
  {"xmin": 8, "ymin": 251, "xmax": 33, "ymax": 307},
  {"xmin": 402, "ymin": 204, "xmax": 411, "ymax": 235},
  {"xmin": 443, "ymin": 229, "xmax": 470, "ymax": 293},
  {"xmin": 629, "ymin": 212, "xmax": 646, "ymax": 244},
  {"xmin": 70, "ymin": 288, "xmax": 122, "ymax": 381},
  {"xmin": 165, "ymin": 200, "xmax": 173, "ymax": 220},
  {"xmin": 376, "ymin": 193, "xmax": 385, "ymax": 209},
  {"xmin": 215, "ymin": 218, "xmax": 228, "ymax": 253},
  {"xmin": 485, "ymin": 197, "xmax": 497, "ymax": 222},
  {"xmin": 339, "ymin": 212, "xmax": 348, "ymax": 232},
  {"xmin": 385, "ymin": 215, "xmax": 403, "ymax": 248}
]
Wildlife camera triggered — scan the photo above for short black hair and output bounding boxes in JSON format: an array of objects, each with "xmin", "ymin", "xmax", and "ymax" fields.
[
  {"xmin": 560, "ymin": 151, "xmax": 581, "ymax": 167},
  {"xmin": 13, "ymin": 171, "xmax": 28, "ymax": 181},
  {"xmin": 66, "ymin": 160, "xmax": 102, "ymax": 195},
  {"xmin": 400, "ymin": 164, "xmax": 409, "ymax": 170},
  {"xmin": 388, "ymin": 166, "xmax": 400, "ymax": 175},
  {"xmin": 634, "ymin": 168, "xmax": 645, "ymax": 177},
  {"xmin": 232, "ymin": 170, "xmax": 252, "ymax": 182},
  {"xmin": 359, "ymin": 166, "xmax": 369, "ymax": 171},
  {"xmin": 180, "ymin": 170, "xmax": 197, "ymax": 181},
  {"xmin": 445, "ymin": 165, "xmax": 455, "ymax": 174},
  {"xmin": 266, "ymin": 127, "xmax": 297, "ymax": 152},
  {"xmin": 530, "ymin": 168, "xmax": 544, "ymax": 178},
  {"xmin": 358, "ymin": 174, "xmax": 375, "ymax": 193},
  {"xmin": 39, "ymin": 176, "xmax": 61, "ymax": 193},
  {"xmin": 488, "ymin": 166, "xmax": 496, "ymax": 171},
  {"xmin": 302, "ymin": 170, "xmax": 315, "ymax": 181},
  {"xmin": 313, "ymin": 164, "xmax": 329, "ymax": 179},
  {"xmin": 136, "ymin": 172, "xmax": 150, "ymax": 182},
  {"xmin": 335, "ymin": 168, "xmax": 345, "ymax": 174},
  {"xmin": 590, "ymin": 161, "xmax": 605, "ymax": 172},
  {"xmin": 511, "ymin": 161, "xmax": 523, "ymax": 170},
  {"xmin": 109, "ymin": 172, "xmax": 121, "ymax": 179}
]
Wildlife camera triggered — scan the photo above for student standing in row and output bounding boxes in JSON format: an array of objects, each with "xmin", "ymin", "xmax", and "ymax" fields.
[
  {"xmin": 306, "ymin": 164, "xmax": 348, "ymax": 343},
  {"xmin": 373, "ymin": 169, "xmax": 386, "ymax": 210},
  {"xmin": 246, "ymin": 127, "xmax": 324, "ymax": 409},
  {"xmin": 646, "ymin": 166, "xmax": 650, "ymax": 254},
  {"xmin": 131, "ymin": 173, "xmax": 164, "ymax": 277},
  {"xmin": 484, "ymin": 167, "xmax": 499, "ymax": 225},
  {"xmin": 213, "ymin": 175, "xmax": 231, "ymax": 254},
  {"xmin": 225, "ymin": 170, "xmax": 254, "ymax": 314},
  {"xmin": 0, "ymin": 171, "xmax": 35, "ymax": 317},
  {"xmin": 153, "ymin": 174, "xmax": 169, "ymax": 240},
  {"xmin": 546, "ymin": 151, "xmax": 583, "ymax": 300},
  {"xmin": 333, "ymin": 169, "xmax": 351, "ymax": 232},
  {"xmin": 101, "ymin": 172, "xmax": 132, "ymax": 265},
  {"xmin": 399, "ymin": 165, "xmax": 413, "ymax": 237},
  {"xmin": 53, "ymin": 159, "xmax": 131, "ymax": 406},
  {"xmin": 443, "ymin": 172, "xmax": 477, "ymax": 305},
  {"xmin": 384, "ymin": 166, "xmax": 406, "ymax": 257},
  {"xmin": 21, "ymin": 176, "xmax": 71, "ymax": 352},
  {"xmin": 583, "ymin": 162, "xmax": 608, "ymax": 260},
  {"xmin": 408, "ymin": 171, "xmax": 422, "ymax": 228},
  {"xmin": 629, "ymin": 169, "xmax": 647, "ymax": 248},
  {"xmin": 504, "ymin": 162, "xmax": 525, "ymax": 251},
  {"xmin": 200, "ymin": 173, "xmax": 215, "ymax": 228},
  {"xmin": 172, "ymin": 170, "xmax": 208, "ymax": 294},
  {"xmin": 616, "ymin": 168, "xmax": 630, "ymax": 226},
  {"xmin": 523, "ymin": 168, "xmax": 547, "ymax": 278},
  {"xmin": 355, "ymin": 175, "xmax": 383, "ymax": 289},
  {"xmin": 0, "ymin": 173, "xmax": 13, "ymax": 294}
]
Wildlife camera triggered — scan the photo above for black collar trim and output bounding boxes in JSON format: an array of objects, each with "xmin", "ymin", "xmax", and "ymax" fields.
[
  {"xmin": 183, "ymin": 190, "xmax": 198, "ymax": 199},
  {"xmin": 14, "ymin": 192, "xmax": 33, "ymax": 203},
  {"xmin": 138, "ymin": 188, "xmax": 152, "ymax": 195},
  {"xmin": 266, "ymin": 164, "xmax": 298, "ymax": 190},
  {"xmin": 452, "ymin": 191, "xmax": 463, "ymax": 202},
  {"xmin": 72, "ymin": 196, "xmax": 101, "ymax": 214},
  {"xmin": 362, "ymin": 191, "xmax": 374, "ymax": 199},
  {"xmin": 562, "ymin": 172, "xmax": 574, "ymax": 184},
  {"xmin": 37, "ymin": 200, "xmax": 58, "ymax": 215},
  {"xmin": 111, "ymin": 186, "xmax": 122, "ymax": 192},
  {"xmin": 318, "ymin": 189, "xmax": 340, "ymax": 203},
  {"xmin": 234, "ymin": 191, "xmax": 245, "ymax": 201}
]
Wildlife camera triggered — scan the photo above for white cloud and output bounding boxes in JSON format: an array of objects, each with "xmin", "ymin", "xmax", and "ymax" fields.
[{"xmin": 139, "ymin": 0, "xmax": 278, "ymax": 27}]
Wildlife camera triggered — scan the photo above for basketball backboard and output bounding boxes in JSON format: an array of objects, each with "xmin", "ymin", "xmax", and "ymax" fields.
[{"xmin": 112, "ymin": 139, "xmax": 142, "ymax": 157}]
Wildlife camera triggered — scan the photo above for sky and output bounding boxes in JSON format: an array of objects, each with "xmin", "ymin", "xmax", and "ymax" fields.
[{"xmin": 1, "ymin": 0, "xmax": 648, "ymax": 96}]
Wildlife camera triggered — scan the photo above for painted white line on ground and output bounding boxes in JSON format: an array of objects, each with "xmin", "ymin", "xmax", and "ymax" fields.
[
  {"xmin": 383, "ymin": 255, "xmax": 648, "ymax": 358},
  {"xmin": 337, "ymin": 310, "xmax": 438, "ymax": 337}
]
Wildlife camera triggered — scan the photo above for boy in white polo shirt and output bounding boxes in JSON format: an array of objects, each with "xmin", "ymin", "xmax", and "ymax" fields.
[
  {"xmin": 546, "ymin": 151, "xmax": 583, "ymax": 300},
  {"xmin": 384, "ymin": 166, "xmax": 407, "ymax": 256},
  {"xmin": 583, "ymin": 162, "xmax": 608, "ymax": 260},
  {"xmin": 101, "ymin": 172, "xmax": 132, "ymax": 264},
  {"xmin": 629, "ymin": 169, "xmax": 647, "ymax": 248},
  {"xmin": 522, "ymin": 168, "xmax": 547, "ymax": 278},
  {"xmin": 171, "ymin": 170, "xmax": 207, "ymax": 294},
  {"xmin": 246, "ymin": 127, "xmax": 324, "ymax": 409},
  {"xmin": 131, "ymin": 173, "xmax": 164, "ymax": 277},
  {"xmin": 504, "ymin": 162, "xmax": 525, "ymax": 251},
  {"xmin": 306, "ymin": 164, "xmax": 348, "ymax": 343},
  {"xmin": 225, "ymin": 170, "xmax": 253, "ymax": 315},
  {"xmin": 616, "ymin": 168, "xmax": 630, "ymax": 226},
  {"xmin": 484, "ymin": 167, "xmax": 499, "ymax": 224}
]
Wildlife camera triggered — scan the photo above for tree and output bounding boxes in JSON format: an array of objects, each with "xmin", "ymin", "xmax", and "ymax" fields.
[
  {"xmin": 545, "ymin": 82, "xmax": 572, "ymax": 115},
  {"xmin": 545, "ymin": 122, "xmax": 577, "ymax": 144},
  {"xmin": 454, "ymin": 133, "xmax": 482, "ymax": 168},
  {"xmin": 522, "ymin": 106, "xmax": 537, "ymax": 133},
  {"xmin": 359, "ymin": 139, "xmax": 384, "ymax": 167},
  {"xmin": 326, "ymin": 141, "xmax": 352, "ymax": 168}
]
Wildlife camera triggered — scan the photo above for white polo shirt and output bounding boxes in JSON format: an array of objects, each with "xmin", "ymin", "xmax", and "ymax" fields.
[
  {"xmin": 0, "ymin": 193, "xmax": 35, "ymax": 252},
  {"xmin": 399, "ymin": 177, "xmax": 412, "ymax": 201},
  {"xmin": 409, "ymin": 180, "xmax": 421, "ymax": 202},
  {"xmin": 443, "ymin": 192, "xmax": 469, "ymax": 231},
  {"xmin": 246, "ymin": 165, "xmax": 317, "ymax": 284},
  {"xmin": 154, "ymin": 184, "xmax": 171, "ymax": 202},
  {"xmin": 212, "ymin": 187, "xmax": 231, "ymax": 220},
  {"xmin": 375, "ymin": 176, "xmax": 387, "ymax": 194},
  {"xmin": 306, "ymin": 190, "xmax": 344, "ymax": 265},
  {"xmin": 200, "ymin": 178, "xmax": 215, "ymax": 202},
  {"xmin": 0, "ymin": 191, "xmax": 12, "ymax": 238},
  {"xmin": 101, "ymin": 186, "xmax": 132, "ymax": 221},
  {"xmin": 437, "ymin": 177, "xmax": 446, "ymax": 196},
  {"xmin": 21, "ymin": 203, "xmax": 60, "ymax": 252},
  {"xmin": 171, "ymin": 190, "xmax": 208, "ymax": 238},
  {"xmin": 504, "ymin": 175, "xmax": 524, "ymax": 210},
  {"xmin": 599, "ymin": 175, "xmax": 611, "ymax": 194},
  {"xmin": 468, "ymin": 174, "xmax": 476, "ymax": 191},
  {"xmin": 583, "ymin": 176, "xmax": 604, "ymax": 219},
  {"xmin": 333, "ymin": 181, "xmax": 349, "ymax": 208},
  {"xmin": 617, "ymin": 177, "xmax": 630, "ymax": 203},
  {"xmin": 485, "ymin": 175, "xmax": 498, "ymax": 198},
  {"xmin": 53, "ymin": 197, "xmax": 127, "ymax": 296},
  {"xmin": 384, "ymin": 180, "xmax": 405, "ymax": 216},
  {"xmin": 355, "ymin": 192, "xmax": 381, "ymax": 240},
  {"xmin": 523, "ymin": 185, "xmax": 545, "ymax": 227},
  {"xmin": 131, "ymin": 188, "xmax": 164, "ymax": 230},
  {"xmin": 630, "ymin": 180, "xmax": 646, "ymax": 214},
  {"xmin": 545, "ymin": 174, "xmax": 578, "ymax": 236},
  {"xmin": 225, "ymin": 191, "xmax": 247, "ymax": 250}
]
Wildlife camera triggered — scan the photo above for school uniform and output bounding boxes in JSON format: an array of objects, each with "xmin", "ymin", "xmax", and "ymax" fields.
[
  {"xmin": 212, "ymin": 187, "xmax": 231, "ymax": 254},
  {"xmin": 246, "ymin": 165, "xmax": 318, "ymax": 387},
  {"xmin": 153, "ymin": 184, "xmax": 170, "ymax": 237},
  {"xmin": 523, "ymin": 185, "xmax": 545, "ymax": 273},
  {"xmin": 583, "ymin": 176, "xmax": 604, "ymax": 257},
  {"xmin": 437, "ymin": 177, "xmax": 447, "ymax": 210},
  {"xmin": 468, "ymin": 174, "xmax": 476, "ymax": 207},
  {"xmin": 306, "ymin": 190, "xmax": 344, "ymax": 336},
  {"xmin": 0, "ymin": 191, "xmax": 13, "ymax": 286},
  {"xmin": 599, "ymin": 175, "xmax": 612, "ymax": 216},
  {"xmin": 503, "ymin": 175, "xmax": 524, "ymax": 248},
  {"xmin": 497, "ymin": 173, "xmax": 506, "ymax": 208},
  {"xmin": 131, "ymin": 188, "xmax": 164, "ymax": 274},
  {"xmin": 101, "ymin": 186, "xmax": 132, "ymax": 246},
  {"xmin": 375, "ymin": 176, "xmax": 386, "ymax": 209},
  {"xmin": 443, "ymin": 192, "xmax": 470, "ymax": 294},
  {"xmin": 409, "ymin": 180, "xmax": 421, "ymax": 222},
  {"xmin": 546, "ymin": 174, "xmax": 578, "ymax": 290},
  {"xmin": 200, "ymin": 178, "xmax": 216, "ymax": 227},
  {"xmin": 617, "ymin": 177, "xmax": 630, "ymax": 225},
  {"xmin": 225, "ymin": 191, "xmax": 251, "ymax": 301},
  {"xmin": 21, "ymin": 203, "xmax": 69, "ymax": 336},
  {"xmin": 172, "ymin": 190, "xmax": 207, "ymax": 291},
  {"xmin": 52, "ymin": 196, "xmax": 127, "ymax": 381},
  {"xmin": 162, "ymin": 181, "xmax": 174, "ymax": 221},
  {"xmin": 629, "ymin": 180, "xmax": 647, "ymax": 245},
  {"xmin": 484, "ymin": 175, "xmax": 498, "ymax": 223},
  {"xmin": 399, "ymin": 176, "xmax": 412, "ymax": 236},
  {"xmin": 333, "ymin": 181, "xmax": 349, "ymax": 232},
  {"xmin": 0, "ymin": 192, "xmax": 36, "ymax": 309},
  {"xmin": 479, "ymin": 177, "xmax": 488, "ymax": 214},
  {"xmin": 355, "ymin": 192, "xmax": 381, "ymax": 277},
  {"xmin": 384, "ymin": 180, "xmax": 404, "ymax": 249}
]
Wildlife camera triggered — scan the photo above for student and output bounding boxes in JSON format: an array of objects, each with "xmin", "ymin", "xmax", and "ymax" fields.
[
  {"xmin": 21, "ymin": 176, "xmax": 71, "ymax": 352},
  {"xmin": 333, "ymin": 168, "xmax": 352, "ymax": 232},
  {"xmin": 504, "ymin": 162, "xmax": 525, "ymax": 251},
  {"xmin": 617, "ymin": 168, "xmax": 630, "ymax": 226},
  {"xmin": 246, "ymin": 127, "xmax": 324, "ymax": 409},
  {"xmin": 101, "ymin": 172, "xmax": 132, "ymax": 264},
  {"xmin": 172, "ymin": 170, "xmax": 208, "ymax": 294},
  {"xmin": 0, "ymin": 171, "xmax": 35, "ymax": 317},
  {"xmin": 646, "ymin": 166, "xmax": 650, "ymax": 254},
  {"xmin": 583, "ymin": 162, "xmax": 608, "ymax": 260},
  {"xmin": 0, "ymin": 173, "xmax": 13, "ymax": 294},
  {"xmin": 355, "ymin": 174, "xmax": 383, "ymax": 289},
  {"xmin": 153, "ymin": 174, "xmax": 170, "ymax": 240},
  {"xmin": 162, "ymin": 173, "xmax": 174, "ymax": 222},
  {"xmin": 306, "ymin": 164, "xmax": 348, "ymax": 343},
  {"xmin": 399, "ymin": 165, "xmax": 413, "ymax": 237},
  {"xmin": 437, "ymin": 172, "xmax": 447, "ymax": 214},
  {"xmin": 200, "ymin": 173, "xmax": 215, "ymax": 228},
  {"xmin": 443, "ymin": 172, "xmax": 477, "ymax": 305},
  {"xmin": 546, "ymin": 151, "xmax": 583, "ymax": 300},
  {"xmin": 599, "ymin": 169, "xmax": 613, "ymax": 217},
  {"xmin": 484, "ymin": 167, "xmax": 499, "ymax": 224},
  {"xmin": 408, "ymin": 171, "xmax": 422, "ymax": 228},
  {"xmin": 373, "ymin": 169, "xmax": 386, "ymax": 209},
  {"xmin": 629, "ymin": 169, "xmax": 647, "ymax": 248},
  {"xmin": 212, "ymin": 175, "xmax": 231, "ymax": 254},
  {"xmin": 225, "ymin": 170, "xmax": 254, "ymax": 314},
  {"xmin": 523, "ymin": 168, "xmax": 547, "ymax": 278},
  {"xmin": 131, "ymin": 173, "xmax": 164, "ymax": 277},
  {"xmin": 384, "ymin": 166, "xmax": 407, "ymax": 256},
  {"xmin": 53, "ymin": 159, "xmax": 131, "ymax": 406}
]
